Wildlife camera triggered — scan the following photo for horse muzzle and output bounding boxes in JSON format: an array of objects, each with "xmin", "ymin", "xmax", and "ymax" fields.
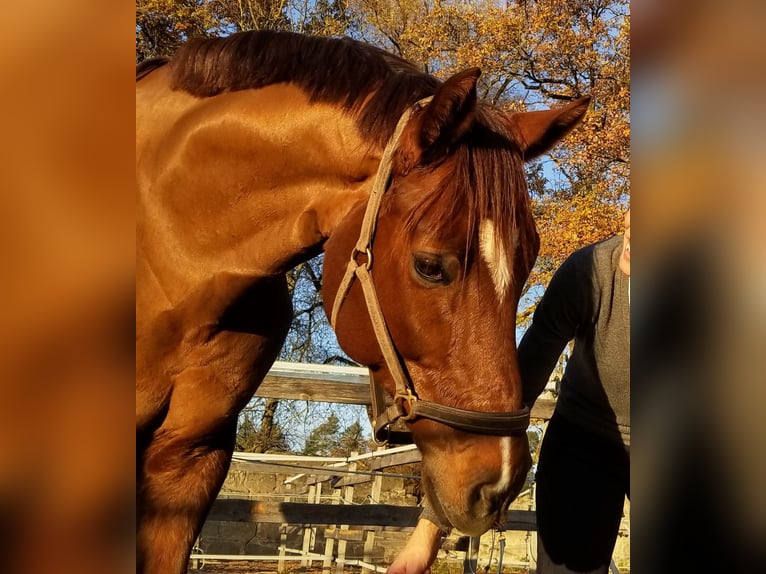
[{"xmin": 420, "ymin": 432, "xmax": 531, "ymax": 535}]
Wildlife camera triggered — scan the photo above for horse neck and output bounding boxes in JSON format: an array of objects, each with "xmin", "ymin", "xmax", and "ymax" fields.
[{"xmin": 137, "ymin": 76, "xmax": 381, "ymax": 304}]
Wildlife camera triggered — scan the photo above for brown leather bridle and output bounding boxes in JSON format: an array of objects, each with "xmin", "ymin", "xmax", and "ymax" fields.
[{"xmin": 330, "ymin": 98, "xmax": 531, "ymax": 444}]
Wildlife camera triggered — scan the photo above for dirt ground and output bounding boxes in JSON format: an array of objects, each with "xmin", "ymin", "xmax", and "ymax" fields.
[
  {"xmin": 189, "ymin": 561, "xmax": 368, "ymax": 574},
  {"xmin": 188, "ymin": 560, "xmax": 534, "ymax": 574}
]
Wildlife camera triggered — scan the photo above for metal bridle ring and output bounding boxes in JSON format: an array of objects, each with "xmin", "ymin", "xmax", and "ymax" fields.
[{"xmin": 352, "ymin": 247, "xmax": 373, "ymax": 270}]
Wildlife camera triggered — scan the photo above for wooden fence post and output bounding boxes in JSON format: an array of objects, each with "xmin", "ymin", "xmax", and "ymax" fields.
[
  {"xmin": 301, "ymin": 483, "xmax": 323, "ymax": 567},
  {"xmin": 323, "ymin": 487, "xmax": 342, "ymax": 574},
  {"xmin": 301, "ymin": 484, "xmax": 317, "ymax": 567},
  {"xmin": 190, "ymin": 536, "xmax": 201, "ymax": 571},
  {"xmin": 362, "ymin": 448, "xmax": 385, "ymax": 574},
  {"xmin": 278, "ymin": 495, "xmax": 290, "ymax": 574},
  {"xmin": 336, "ymin": 452, "xmax": 358, "ymax": 574}
]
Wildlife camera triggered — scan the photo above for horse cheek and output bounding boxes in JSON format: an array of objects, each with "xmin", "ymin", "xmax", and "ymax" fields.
[{"xmin": 322, "ymin": 228, "xmax": 383, "ymax": 367}]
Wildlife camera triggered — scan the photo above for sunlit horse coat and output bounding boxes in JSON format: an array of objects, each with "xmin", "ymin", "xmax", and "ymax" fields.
[{"xmin": 136, "ymin": 30, "xmax": 590, "ymax": 574}]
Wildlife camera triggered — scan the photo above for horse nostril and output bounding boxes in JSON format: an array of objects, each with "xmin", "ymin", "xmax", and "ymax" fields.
[
  {"xmin": 477, "ymin": 470, "xmax": 524, "ymax": 516},
  {"xmin": 468, "ymin": 483, "xmax": 484, "ymax": 507},
  {"xmin": 478, "ymin": 483, "xmax": 504, "ymax": 512}
]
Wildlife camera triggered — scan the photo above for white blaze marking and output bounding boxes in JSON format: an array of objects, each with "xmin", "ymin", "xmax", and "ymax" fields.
[
  {"xmin": 488, "ymin": 436, "xmax": 513, "ymax": 497},
  {"xmin": 479, "ymin": 219, "xmax": 515, "ymax": 298}
]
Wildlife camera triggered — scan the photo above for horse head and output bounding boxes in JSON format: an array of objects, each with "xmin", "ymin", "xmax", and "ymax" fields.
[{"xmin": 324, "ymin": 69, "xmax": 589, "ymax": 535}]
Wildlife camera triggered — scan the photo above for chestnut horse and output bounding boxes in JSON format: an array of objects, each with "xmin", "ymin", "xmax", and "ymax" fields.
[{"xmin": 136, "ymin": 30, "xmax": 589, "ymax": 574}]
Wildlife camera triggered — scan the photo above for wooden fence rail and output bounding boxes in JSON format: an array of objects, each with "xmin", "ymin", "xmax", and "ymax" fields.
[
  {"xmin": 209, "ymin": 498, "xmax": 537, "ymax": 531},
  {"xmin": 256, "ymin": 361, "xmax": 556, "ymax": 419}
]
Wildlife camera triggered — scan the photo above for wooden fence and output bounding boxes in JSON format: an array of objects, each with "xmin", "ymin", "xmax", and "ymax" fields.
[{"xmin": 194, "ymin": 362, "xmax": 558, "ymax": 573}]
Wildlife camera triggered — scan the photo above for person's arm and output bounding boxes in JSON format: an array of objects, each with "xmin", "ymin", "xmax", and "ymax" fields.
[
  {"xmin": 387, "ymin": 498, "xmax": 449, "ymax": 574},
  {"xmin": 519, "ymin": 248, "xmax": 591, "ymax": 406},
  {"xmin": 386, "ymin": 517, "xmax": 443, "ymax": 574}
]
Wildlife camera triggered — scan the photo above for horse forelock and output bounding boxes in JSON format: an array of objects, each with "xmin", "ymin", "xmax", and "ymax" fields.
[
  {"xmin": 400, "ymin": 108, "xmax": 535, "ymax": 300},
  {"xmin": 162, "ymin": 30, "xmax": 440, "ymax": 149}
]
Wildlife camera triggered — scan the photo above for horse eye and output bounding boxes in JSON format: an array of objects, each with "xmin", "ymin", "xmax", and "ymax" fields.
[{"xmin": 413, "ymin": 255, "xmax": 445, "ymax": 283}]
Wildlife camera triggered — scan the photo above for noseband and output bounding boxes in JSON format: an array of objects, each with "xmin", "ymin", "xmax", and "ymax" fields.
[{"xmin": 331, "ymin": 98, "xmax": 530, "ymax": 444}]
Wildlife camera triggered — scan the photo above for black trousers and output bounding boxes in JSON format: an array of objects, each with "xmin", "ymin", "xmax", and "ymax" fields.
[{"xmin": 534, "ymin": 411, "xmax": 630, "ymax": 573}]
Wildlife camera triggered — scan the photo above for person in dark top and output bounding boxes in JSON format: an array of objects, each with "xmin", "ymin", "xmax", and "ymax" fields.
[{"xmin": 388, "ymin": 209, "xmax": 630, "ymax": 574}]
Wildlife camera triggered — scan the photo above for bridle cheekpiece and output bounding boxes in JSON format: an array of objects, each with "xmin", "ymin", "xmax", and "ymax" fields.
[{"xmin": 330, "ymin": 98, "xmax": 530, "ymax": 444}]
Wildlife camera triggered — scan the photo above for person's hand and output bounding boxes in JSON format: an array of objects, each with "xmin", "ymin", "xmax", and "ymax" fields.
[{"xmin": 386, "ymin": 519, "xmax": 443, "ymax": 574}]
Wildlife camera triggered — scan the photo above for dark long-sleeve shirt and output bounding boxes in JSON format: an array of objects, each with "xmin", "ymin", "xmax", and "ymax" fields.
[{"xmin": 519, "ymin": 235, "xmax": 630, "ymax": 445}]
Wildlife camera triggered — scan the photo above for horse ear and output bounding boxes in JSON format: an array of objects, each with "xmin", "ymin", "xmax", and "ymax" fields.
[
  {"xmin": 395, "ymin": 68, "xmax": 481, "ymax": 175},
  {"xmin": 508, "ymin": 96, "xmax": 591, "ymax": 160}
]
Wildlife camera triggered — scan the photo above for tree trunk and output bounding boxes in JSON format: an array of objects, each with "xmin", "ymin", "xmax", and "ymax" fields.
[{"xmin": 255, "ymin": 397, "xmax": 280, "ymax": 453}]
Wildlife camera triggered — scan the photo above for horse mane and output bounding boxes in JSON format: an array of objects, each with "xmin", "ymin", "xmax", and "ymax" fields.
[
  {"xmin": 161, "ymin": 30, "xmax": 440, "ymax": 148},
  {"xmin": 136, "ymin": 57, "xmax": 169, "ymax": 82}
]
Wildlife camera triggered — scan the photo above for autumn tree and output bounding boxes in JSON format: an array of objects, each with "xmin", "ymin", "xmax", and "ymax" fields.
[
  {"xmin": 236, "ymin": 397, "xmax": 290, "ymax": 452},
  {"xmin": 136, "ymin": 0, "xmax": 352, "ymax": 62},
  {"xmin": 136, "ymin": 0, "xmax": 219, "ymax": 61},
  {"xmin": 333, "ymin": 420, "xmax": 369, "ymax": 456},
  {"xmin": 347, "ymin": 0, "xmax": 630, "ymax": 311},
  {"xmin": 302, "ymin": 413, "xmax": 340, "ymax": 456},
  {"xmin": 280, "ymin": 257, "xmax": 352, "ymax": 365},
  {"xmin": 302, "ymin": 416, "xmax": 370, "ymax": 456},
  {"xmin": 209, "ymin": 0, "xmax": 292, "ymax": 33}
]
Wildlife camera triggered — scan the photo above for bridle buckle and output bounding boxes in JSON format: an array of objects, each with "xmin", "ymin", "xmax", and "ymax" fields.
[{"xmin": 395, "ymin": 388, "xmax": 419, "ymax": 422}]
